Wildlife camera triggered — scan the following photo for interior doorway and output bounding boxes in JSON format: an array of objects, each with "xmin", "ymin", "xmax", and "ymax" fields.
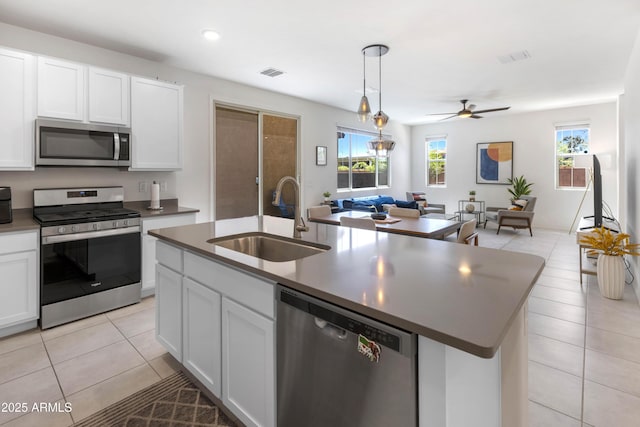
[{"xmin": 214, "ymin": 105, "xmax": 298, "ymax": 220}]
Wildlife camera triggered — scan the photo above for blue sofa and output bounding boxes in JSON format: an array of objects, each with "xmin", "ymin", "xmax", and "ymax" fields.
[{"xmin": 332, "ymin": 195, "xmax": 417, "ymax": 213}]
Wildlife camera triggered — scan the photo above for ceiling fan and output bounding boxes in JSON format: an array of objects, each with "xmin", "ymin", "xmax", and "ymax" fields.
[{"xmin": 426, "ymin": 99, "xmax": 510, "ymax": 121}]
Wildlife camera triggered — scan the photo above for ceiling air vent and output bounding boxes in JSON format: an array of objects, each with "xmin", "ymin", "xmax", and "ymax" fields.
[
  {"xmin": 260, "ymin": 68, "xmax": 285, "ymax": 77},
  {"xmin": 497, "ymin": 50, "xmax": 531, "ymax": 64}
]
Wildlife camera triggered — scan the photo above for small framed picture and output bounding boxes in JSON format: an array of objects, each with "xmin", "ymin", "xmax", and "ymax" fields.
[{"xmin": 316, "ymin": 146, "xmax": 327, "ymax": 166}]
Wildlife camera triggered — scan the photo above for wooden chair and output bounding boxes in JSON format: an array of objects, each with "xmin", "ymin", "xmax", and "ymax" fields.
[
  {"xmin": 457, "ymin": 219, "xmax": 479, "ymax": 246},
  {"xmin": 485, "ymin": 195, "xmax": 536, "ymax": 236},
  {"xmin": 340, "ymin": 216, "xmax": 377, "ymax": 231},
  {"xmin": 307, "ymin": 205, "xmax": 331, "ymax": 219},
  {"xmin": 388, "ymin": 206, "xmax": 420, "ymax": 218}
]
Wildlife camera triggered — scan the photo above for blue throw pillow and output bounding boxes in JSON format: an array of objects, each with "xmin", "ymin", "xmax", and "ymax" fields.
[{"xmin": 395, "ymin": 200, "xmax": 417, "ymax": 209}]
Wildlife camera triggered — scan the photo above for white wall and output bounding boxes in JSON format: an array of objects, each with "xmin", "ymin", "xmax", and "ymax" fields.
[
  {"xmin": 622, "ymin": 26, "xmax": 640, "ymax": 296},
  {"xmin": 0, "ymin": 22, "xmax": 412, "ymax": 220},
  {"xmin": 410, "ymin": 103, "xmax": 618, "ymax": 230}
]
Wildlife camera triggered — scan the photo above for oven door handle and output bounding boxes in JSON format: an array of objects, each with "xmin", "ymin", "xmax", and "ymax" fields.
[{"xmin": 42, "ymin": 226, "xmax": 140, "ymax": 244}]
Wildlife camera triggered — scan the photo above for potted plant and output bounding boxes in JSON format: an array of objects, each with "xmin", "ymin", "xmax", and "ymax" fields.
[
  {"xmin": 507, "ymin": 175, "xmax": 534, "ymax": 201},
  {"xmin": 323, "ymin": 191, "xmax": 331, "ymax": 202},
  {"xmin": 469, "ymin": 190, "xmax": 476, "ymax": 202},
  {"xmin": 579, "ymin": 227, "xmax": 640, "ymax": 299}
]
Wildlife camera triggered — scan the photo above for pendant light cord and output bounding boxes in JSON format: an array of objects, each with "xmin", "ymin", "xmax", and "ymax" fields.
[
  {"xmin": 378, "ymin": 45, "xmax": 382, "ymax": 111},
  {"xmin": 363, "ymin": 51, "xmax": 366, "ymax": 95}
]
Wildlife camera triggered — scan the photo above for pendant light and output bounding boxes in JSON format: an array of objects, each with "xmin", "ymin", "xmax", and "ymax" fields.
[
  {"xmin": 360, "ymin": 44, "xmax": 395, "ymax": 153},
  {"xmin": 356, "ymin": 50, "xmax": 371, "ymax": 123},
  {"xmin": 368, "ymin": 130, "xmax": 395, "ymax": 156}
]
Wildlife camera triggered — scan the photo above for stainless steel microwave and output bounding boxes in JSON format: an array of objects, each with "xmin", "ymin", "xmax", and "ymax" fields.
[{"xmin": 36, "ymin": 119, "xmax": 131, "ymax": 167}]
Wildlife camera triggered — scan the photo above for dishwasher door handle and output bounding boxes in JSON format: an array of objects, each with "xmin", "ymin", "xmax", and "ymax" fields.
[{"xmin": 314, "ymin": 317, "xmax": 347, "ymax": 340}]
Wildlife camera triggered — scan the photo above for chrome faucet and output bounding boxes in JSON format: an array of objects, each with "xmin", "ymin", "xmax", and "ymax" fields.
[{"xmin": 273, "ymin": 176, "xmax": 309, "ymax": 238}]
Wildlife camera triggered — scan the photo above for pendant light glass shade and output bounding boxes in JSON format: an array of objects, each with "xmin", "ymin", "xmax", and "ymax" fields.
[
  {"xmin": 356, "ymin": 50, "xmax": 371, "ymax": 122},
  {"xmin": 367, "ymin": 130, "xmax": 395, "ymax": 156},
  {"xmin": 372, "ymin": 111, "xmax": 389, "ymax": 129},
  {"xmin": 357, "ymin": 95, "xmax": 371, "ymax": 123}
]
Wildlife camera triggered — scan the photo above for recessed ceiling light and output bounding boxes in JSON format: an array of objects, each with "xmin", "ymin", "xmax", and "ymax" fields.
[{"xmin": 201, "ymin": 29, "xmax": 220, "ymax": 41}]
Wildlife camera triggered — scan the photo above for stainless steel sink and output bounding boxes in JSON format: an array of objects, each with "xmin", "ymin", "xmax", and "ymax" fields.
[{"xmin": 208, "ymin": 232, "xmax": 330, "ymax": 262}]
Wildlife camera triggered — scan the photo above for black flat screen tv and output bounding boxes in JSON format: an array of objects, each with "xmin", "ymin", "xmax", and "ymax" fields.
[{"xmin": 592, "ymin": 154, "xmax": 602, "ymax": 228}]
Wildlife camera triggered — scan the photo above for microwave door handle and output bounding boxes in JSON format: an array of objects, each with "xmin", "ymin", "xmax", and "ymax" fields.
[{"xmin": 113, "ymin": 133, "xmax": 120, "ymax": 160}]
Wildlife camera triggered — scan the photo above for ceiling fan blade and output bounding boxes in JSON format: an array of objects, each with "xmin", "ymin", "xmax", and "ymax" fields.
[
  {"xmin": 470, "ymin": 115, "xmax": 483, "ymax": 119},
  {"xmin": 425, "ymin": 112, "xmax": 458, "ymax": 116},
  {"xmin": 438, "ymin": 115, "xmax": 458, "ymax": 121},
  {"xmin": 471, "ymin": 106, "xmax": 510, "ymax": 114},
  {"xmin": 468, "ymin": 104, "xmax": 476, "ymax": 111}
]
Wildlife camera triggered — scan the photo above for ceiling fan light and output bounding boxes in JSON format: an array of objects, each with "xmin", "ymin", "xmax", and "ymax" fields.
[
  {"xmin": 357, "ymin": 95, "xmax": 372, "ymax": 122},
  {"xmin": 373, "ymin": 110, "xmax": 389, "ymax": 129},
  {"xmin": 459, "ymin": 111, "xmax": 472, "ymax": 118}
]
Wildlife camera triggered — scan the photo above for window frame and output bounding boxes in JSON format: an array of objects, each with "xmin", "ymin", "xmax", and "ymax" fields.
[
  {"xmin": 337, "ymin": 126, "xmax": 391, "ymax": 191},
  {"xmin": 425, "ymin": 136, "xmax": 447, "ymax": 188},
  {"xmin": 555, "ymin": 124, "xmax": 590, "ymax": 190}
]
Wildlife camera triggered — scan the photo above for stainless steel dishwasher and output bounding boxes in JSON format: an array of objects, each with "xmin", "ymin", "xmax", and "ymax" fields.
[{"xmin": 277, "ymin": 285, "xmax": 417, "ymax": 427}]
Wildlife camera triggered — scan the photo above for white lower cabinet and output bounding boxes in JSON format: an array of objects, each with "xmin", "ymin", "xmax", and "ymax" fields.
[
  {"xmin": 0, "ymin": 231, "xmax": 39, "ymax": 333},
  {"xmin": 155, "ymin": 263, "xmax": 182, "ymax": 361},
  {"xmin": 222, "ymin": 297, "xmax": 275, "ymax": 427},
  {"xmin": 183, "ymin": 277, "xmax": 222, "ymax": 397},
  {"xmin": 155, "ymin": 241, "xmax": 275, "ymax": 427}
]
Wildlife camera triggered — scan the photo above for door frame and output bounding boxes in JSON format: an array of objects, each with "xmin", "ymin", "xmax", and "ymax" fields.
[{"xmin": 209, "ymin": 97, "xmax": 301, "ymax": 221}]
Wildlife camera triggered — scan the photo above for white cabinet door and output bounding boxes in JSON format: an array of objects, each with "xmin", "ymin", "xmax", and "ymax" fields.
[
  {"xmin": 88, "ymin": 67, "xmax": 130, "ymax": 125},
  {"xmin": 155, "ymin": 263, "xmax": 182, "ymax": 361},
  {"xmin": 183, "ymin": 278, "xmax": 222, "ymax": 397},
  {"xmin": 141, "ymin": 213, "xmax": 196, "ymax": 296},
  {"xmin": 37, "ymin": 57, "xmax": 85, "ymax": 121},
  {"xmin": 0, "ymin": 48, "xmax": 35, "ymax": 170},
  {"xmin": 222, "ymin": 297, "xmax": 275, "ymax": 427},
  {"xmin": 130, "ymin": 77, "xmax": 183, "ymax": 170},
  {"xmin": 0, "ymin": 231, "xmax": 38, "ymax": 329},
  {"xmin": 0, "ymin": 251, "xmax": 38, "ymax": 328}
]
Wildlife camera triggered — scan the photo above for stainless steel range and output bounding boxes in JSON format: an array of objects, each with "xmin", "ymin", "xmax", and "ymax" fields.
[{"xmin": 33, "ymin": 187, "xmax": 141, "ymax": 329}]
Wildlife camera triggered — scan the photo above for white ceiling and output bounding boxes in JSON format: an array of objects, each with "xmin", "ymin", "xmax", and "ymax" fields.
[{"xmin": 1, "ymin": 0, "xmax": 639, "ymax": 125}]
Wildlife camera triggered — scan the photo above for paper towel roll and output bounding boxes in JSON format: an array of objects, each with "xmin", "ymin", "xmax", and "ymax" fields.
[{"xmin": 150, "ymin": 182, "xmax": 160, "ymax": 209}]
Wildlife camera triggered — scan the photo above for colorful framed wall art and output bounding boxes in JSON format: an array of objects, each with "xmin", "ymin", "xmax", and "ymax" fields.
[{"xmin": 476, "ymin": 141, "xmax": 513, "ymax": 184}]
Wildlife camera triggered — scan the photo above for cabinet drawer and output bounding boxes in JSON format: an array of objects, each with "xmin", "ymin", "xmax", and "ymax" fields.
[
  {"xmin": 184, "ymin": 252, "xmax": 274, "ymax": 319},
  {"xmin": 157, "ymin": 241, "xmax": 183, "ymax": 273},
  {"xmin": 0, "ymin": 231, "xmax": 38, "ymax": 255}
]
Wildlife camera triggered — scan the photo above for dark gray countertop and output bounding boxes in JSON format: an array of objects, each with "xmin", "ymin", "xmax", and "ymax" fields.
[
  {"xmin": 0, "ymin": 209, "xmax": 40, "ymax": 233},
  {"xmin": 149, "ymin": 216, "xmax": 545, "ymax": 358},
  {"xmin": 124, "ymin": 199, "xmax": 199, "ymax": 218}
]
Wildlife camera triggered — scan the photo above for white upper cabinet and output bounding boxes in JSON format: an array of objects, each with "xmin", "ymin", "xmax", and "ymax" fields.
[
  {"xmin": 130, "ymin": 77, "xmax": 183, "ymax": 170},
  {"xmin": 88, "ymin": 67, "xmax": 130, "ymax": 126},
  {"xmin": 0, "ymin": 48, "xmax": 35, "ymax": 170},
  {"xmin": 37, "ymin": 56, "xmax": 85, "ymax": 121}
]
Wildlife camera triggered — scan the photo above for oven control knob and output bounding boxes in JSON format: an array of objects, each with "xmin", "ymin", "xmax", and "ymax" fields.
[
  {"xmin": 123, "ymin": 220, "xmax": 129, "ymax": 226},
  {"xmin": 71, "ymin": 225, "xmax": 78, "ymax": 232},
  {"xmin": 113, "ymin": 221, "xmax": 118, "ymax": 228},
  {"xmin": 57, "ymin": 227, "xmax": 66, "ymax": 234},
  {"xmin": 93, "ymin": 223, "xmax": 100, "ymax": 231}
]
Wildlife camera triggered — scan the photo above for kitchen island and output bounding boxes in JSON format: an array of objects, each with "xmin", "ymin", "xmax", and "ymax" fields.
[{"xmin": 150, "ymin": 216, "xmax": 544, "ymax": 427}]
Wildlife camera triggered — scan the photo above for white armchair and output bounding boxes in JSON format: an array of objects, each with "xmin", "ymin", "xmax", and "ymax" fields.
[{"xmin": 484, "ymin": 195, "xmax": 536, "ymax": 236}]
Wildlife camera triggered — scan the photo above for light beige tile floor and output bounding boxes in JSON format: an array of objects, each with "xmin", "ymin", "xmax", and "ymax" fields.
[
  {"xmin": 474, "ymin": 225, "xmax": 640, "ymax": 426},
  {"xmin": 1, "ymin": 227, "xmax": 640, "ymax": 426},
  {"xmin": 0, "ymin": 296, "xmax": 178, "ymax": 425}
]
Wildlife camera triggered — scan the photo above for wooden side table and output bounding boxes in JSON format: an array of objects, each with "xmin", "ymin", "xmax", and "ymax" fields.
[{"xmin": 576, "ymin": 217, "xmax": 620, "ymax": 284}]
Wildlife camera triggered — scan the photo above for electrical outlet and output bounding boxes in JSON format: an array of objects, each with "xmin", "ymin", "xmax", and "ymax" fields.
[
  {"xmin": 159, "ymin": 181, "xmax": 168, "ymax": 192},
  {"xmin": 138, "ymin": 181, "xmax": 148, "ymax": 193}
]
